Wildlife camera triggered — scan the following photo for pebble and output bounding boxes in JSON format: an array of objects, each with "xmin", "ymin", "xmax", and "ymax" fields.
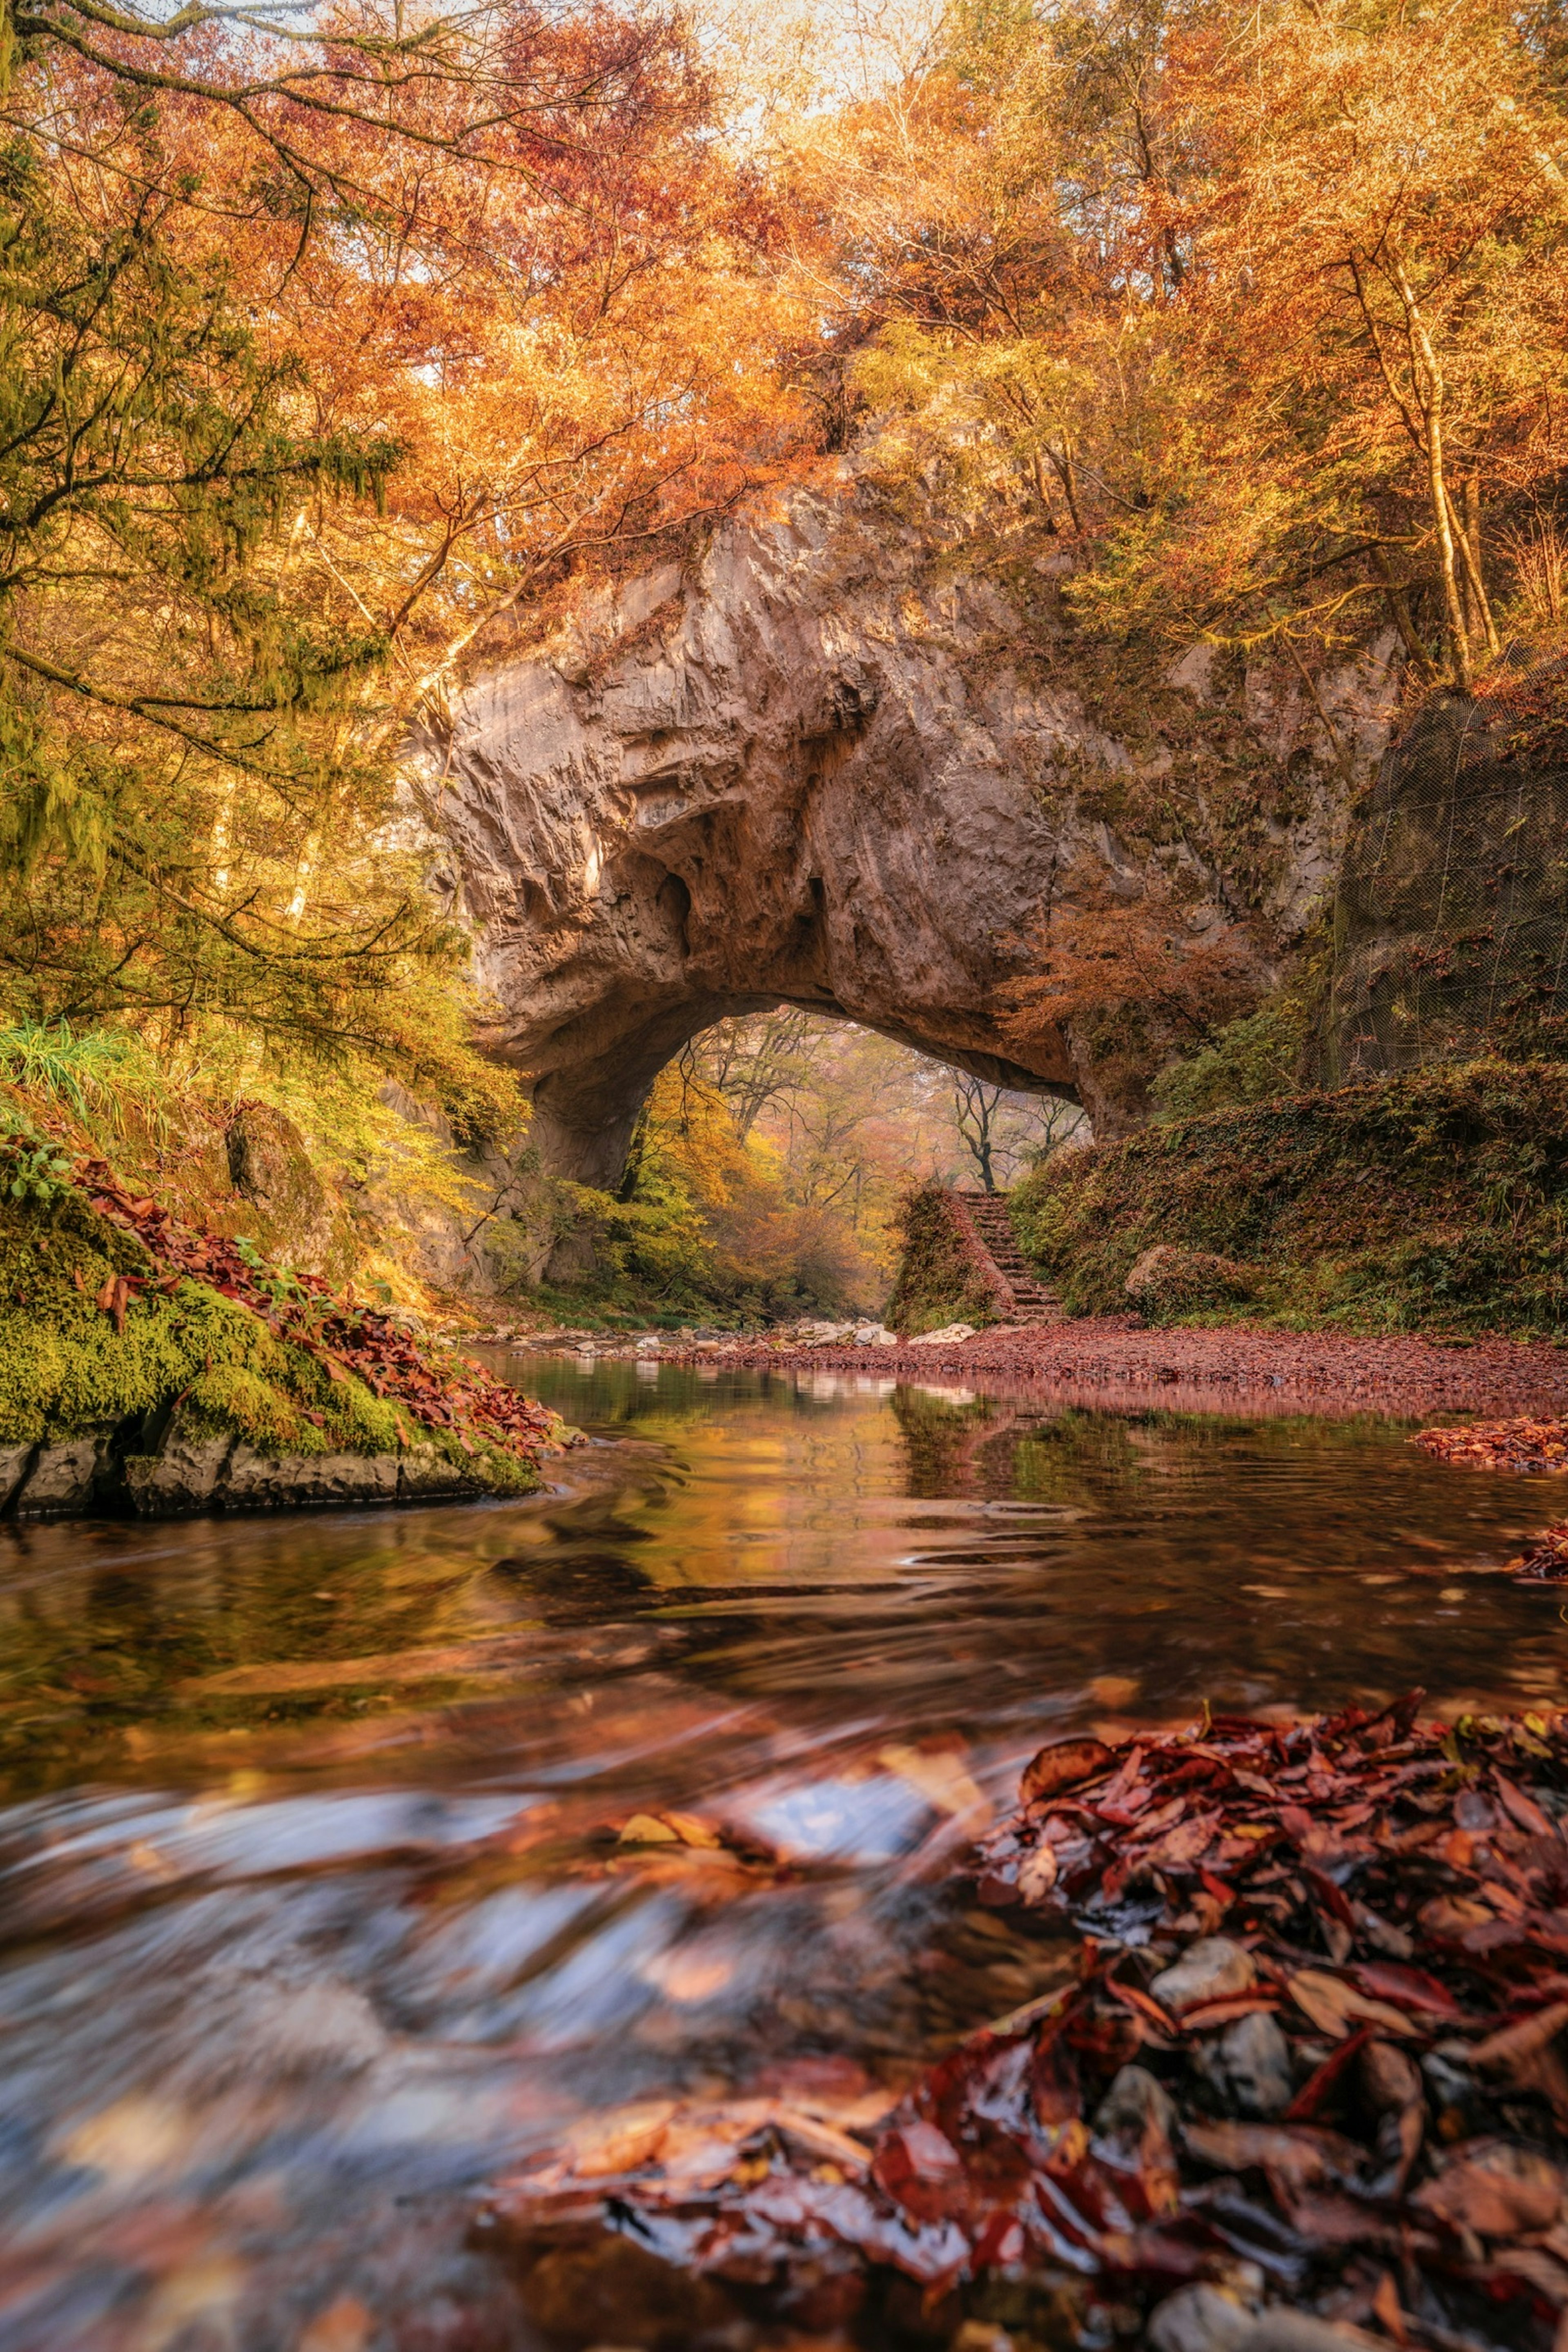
[
  {"xmin": 1148, "ymin": 2287, "xmax": 1256, "ymax": 2352},
  {"xmin": 1092, "ymin": 2062, "xmax": 1177, "ymax": 2148},
  {"xmin": 1201, "ymin": 2009, "xmax": 1294, "ymax": 2119},
  {"xmin": 1150, "ymin": 1936, "xmax": 1256, "ymax": 2010}
]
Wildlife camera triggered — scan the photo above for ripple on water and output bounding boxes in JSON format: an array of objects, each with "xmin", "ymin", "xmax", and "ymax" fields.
[{"xmin": 0, "ymin": 1356, "xmax": 1565, "ymax": 2348}]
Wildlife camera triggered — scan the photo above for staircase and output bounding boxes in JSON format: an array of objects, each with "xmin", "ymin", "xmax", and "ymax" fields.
[{"xmin": 952, "ymin": 1189, "xmax": 1064, "ymax": 1325}]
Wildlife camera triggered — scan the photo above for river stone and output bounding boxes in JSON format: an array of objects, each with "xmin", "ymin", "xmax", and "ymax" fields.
[
  {"xmin": 1235, "ymin": 2317, "xmax": 1380, "ymax": 2352},
  {"xmin": 1149, "ymin": 2287, "xmax": 1256, "ymax": 2352},
  {"xmin": 1093, "ymin": 2063, "xmax": 1178, "ymax": 2149},
  {"xmin": 1199, "ymin": 2009, "xmax": 1295, "ymax": 2119},
  {"xmin": 222, "ymin": 1445, "xmax": 400, "ymax": 1508},
  {"xmin": 1150, "ymin": 1936, "xmax": 1256, "ymax": 2011}
]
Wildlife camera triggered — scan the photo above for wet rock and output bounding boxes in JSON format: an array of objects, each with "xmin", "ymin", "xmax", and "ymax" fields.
[
  {"xmin": 1360, "ymin": 2038, "xmax": 1421, "ymax": 2115},
  {"xmin": 1148, "ymin": 2286, "xmax": 1256, "ymax": 2352},
  {"xmin": 222, "ymin": 1444, "xmax": 400, "ymax": 1508},
  {"xmin": 1094, "ymin": 2064, "xmax": 1178, "ymax": 2149},
  {"xmin": 1197, "ymin": 2010, "xmax": 1294, "ymax": 2119},
  {"xmin": 13, "ymin": 1427, "xmax": 116, "ymax": 1516},
  {"xmin": 1150, "ymin": 1937, "xmax": 1257, "ymax": 2011}
]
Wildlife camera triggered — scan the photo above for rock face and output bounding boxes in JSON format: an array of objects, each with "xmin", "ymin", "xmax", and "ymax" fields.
[
  {"xmin": 0, "ymin": 1410, "xmax": 517, "ymax": 1520},
  {"xmin": 422, "ymin": 479, "xmax": 1396, "ymax": 1195}
]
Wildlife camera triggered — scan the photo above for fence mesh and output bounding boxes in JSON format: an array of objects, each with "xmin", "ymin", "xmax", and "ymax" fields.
[{"xmin": 1324, "ymin": 650, "xmax": 1568, "ymax": 1080}]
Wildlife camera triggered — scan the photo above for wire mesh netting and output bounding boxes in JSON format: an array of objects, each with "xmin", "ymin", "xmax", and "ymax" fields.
[{"xmin": 1325, "ymin": 650, "xmax": 1568, "ymax": 1080}]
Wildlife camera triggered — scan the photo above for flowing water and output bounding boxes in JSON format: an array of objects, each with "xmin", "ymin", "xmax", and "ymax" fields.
[{"xmin": 4, "ymin": 1356, "xmax": 1568, "ymax": 2351}]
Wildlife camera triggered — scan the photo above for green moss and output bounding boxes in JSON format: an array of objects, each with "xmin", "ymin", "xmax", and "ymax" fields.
[
  {"xmin": 0, "ymin": 1189, "xmax": 408, "ymax": 1454},
  {"xmin": 886, "ymin": 1186, "xmax": 1003, "ymax": 1336},
  {"xmin": 1010, "ymin": 1058, "xmax": 1568, "ymax": 1338}
]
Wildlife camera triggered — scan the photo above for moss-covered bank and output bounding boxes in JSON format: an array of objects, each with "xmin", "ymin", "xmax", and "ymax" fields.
[
  {"xmin": 1010, "ymin": 1059, "xmax": 1568, "ymax": 1337},
  {"xmin": 0, "ymin": 1181, "xmax": 542, "ymax": 1511},
  {"xmin": 884, "ymin": 1186, "xmax": 1009, "ymax": 1335}
]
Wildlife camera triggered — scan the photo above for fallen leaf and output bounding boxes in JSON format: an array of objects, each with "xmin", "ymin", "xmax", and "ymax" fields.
[
  {"xmin": 1021, "ymin": 1738, "xmax": 1112, "ymax": 1808},
  {"xmin": 1415, "ymin": 2138, "xmax": 1564, "ymax": 2235},
  {"xmin": 1287, "ymin": 1971, "xmax": 1414, "ymax": 2040},
  {"xmin": 619, "ymin": 1814, "xmax": 679, "ymax": 1845}
]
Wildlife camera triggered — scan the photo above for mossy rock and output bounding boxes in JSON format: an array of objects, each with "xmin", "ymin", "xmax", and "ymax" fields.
[
  {"xmin": 221, "ymin": 1100, "xmax": 357, "ymax": 1281},
  {"xmin": 0, "ymin": 1188, "xmax": 532, "ymax": 1497},
  {"xmin": 1124, "ymin": 1245, "xmax": 1261, "ymax": 1323}
]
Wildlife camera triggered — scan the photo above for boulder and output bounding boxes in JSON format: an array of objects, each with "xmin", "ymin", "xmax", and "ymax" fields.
[
  {"xmin": 906, "ymin": 1321, "xmax": 977, "ymax": 1347},
  {"xmin": 124, "ymin": 1418, "xmax": 236, "ymax": 1514},
  {"xmin": 1125, "ymin": 1245, "xmax": 1262, "ymax": 1321},
  {"xmin": 224, "ymin": 1102, "xmax": 348, "ymax": 1279}
]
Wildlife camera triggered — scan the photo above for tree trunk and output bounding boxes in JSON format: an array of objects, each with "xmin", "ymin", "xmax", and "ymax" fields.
[{"xmin": 1390, "ymin": 255, "xmax": 1470, "ymax": 685}]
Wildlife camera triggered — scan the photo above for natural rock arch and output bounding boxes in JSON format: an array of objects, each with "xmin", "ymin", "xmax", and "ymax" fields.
[{"xmin": 419, "ymin": 484, "xmax": 1352, "ymax": 1189}]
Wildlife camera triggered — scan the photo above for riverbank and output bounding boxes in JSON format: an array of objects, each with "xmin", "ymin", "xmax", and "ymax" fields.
[{"xmin": 653, "ymin": 1319, "xmax": 1568, "ymax": 1420}]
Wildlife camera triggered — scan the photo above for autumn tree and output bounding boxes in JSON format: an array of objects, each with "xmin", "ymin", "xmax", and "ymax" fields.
[{"xmin": 0, "ymin": 0, "xmax": 814, "ymax": 1107}]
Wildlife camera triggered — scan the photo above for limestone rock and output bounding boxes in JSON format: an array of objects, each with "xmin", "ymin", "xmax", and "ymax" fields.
[
  {"xmin": 0, "ymin": 1444, "xmax": 34, "ymax": 1510},
  {"xmin": 397, "ymin": 1443, "xmax": 492, "ymax": 1499},
  {"xmin": 222, "ymin": 1444, "xmax": 400, "ymax": 1508},
  {"xmin": 125, "ymin": 1421, "xmax": 235, "ymax": 1515},
  {"xmin": 13, "ymin": 1428, "xmax": 116, "ymax": 1517},
  {"xmin": 419, "ymin": 486, "xmax": 1364, "ymax": 1207},
  {"xmin": 907, "ymin": 1321, "xmax": 977, "ymax": 1347}
]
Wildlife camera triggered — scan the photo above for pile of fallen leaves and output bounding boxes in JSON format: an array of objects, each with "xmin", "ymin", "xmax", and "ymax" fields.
[
  {"xmin": 490, "ymin": 1698, "xmax": 1568, "ymax": 2350},
  {"xmin": 78, "ymin": 1158, "xmax": 562, "ymax": 1463},
  {"xmin": 1414, "ymin": 1416, "xmax": 1568, "ymax": 1472},
  {"xmin": 1512, "ymin": 1526, "xmax": 1568, "ymax": 1580}
]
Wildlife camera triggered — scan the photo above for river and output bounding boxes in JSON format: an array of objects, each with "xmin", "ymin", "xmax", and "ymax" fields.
[{"xmin": 2, "ymin": 1356, "xmax": 1566, "ymax": 2350}]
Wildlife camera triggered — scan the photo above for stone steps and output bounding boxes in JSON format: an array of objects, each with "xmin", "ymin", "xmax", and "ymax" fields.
[{"xmin": 952, "ymin": 1189, "xmax": 1063, "ymax": 1325}]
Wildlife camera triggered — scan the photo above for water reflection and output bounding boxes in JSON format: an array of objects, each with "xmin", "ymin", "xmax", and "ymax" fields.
[{"xmin": 1, "ymin": 1359, "xmax": 1566, "ymax": 2348}]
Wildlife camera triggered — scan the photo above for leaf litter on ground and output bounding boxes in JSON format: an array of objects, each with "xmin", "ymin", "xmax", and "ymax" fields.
[
  {"xmin": 77, "ymin": 1154, "xmax": 565, "ymax": 1464},
  {"xmin": 486, "ymin": 1696, "xmax": 1568, "ymax": 2352}
]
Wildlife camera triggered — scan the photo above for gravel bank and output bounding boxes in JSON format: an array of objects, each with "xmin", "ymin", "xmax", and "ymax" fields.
[{"xmin": 666, "ymin": 1317, "xmax": 1568, "ymax": 1419}]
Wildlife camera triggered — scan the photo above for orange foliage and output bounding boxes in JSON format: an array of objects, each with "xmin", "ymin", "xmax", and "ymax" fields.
[{"xmin": 1000, "ymin": 882, "xmax": 1263, "ymax": 1052}]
